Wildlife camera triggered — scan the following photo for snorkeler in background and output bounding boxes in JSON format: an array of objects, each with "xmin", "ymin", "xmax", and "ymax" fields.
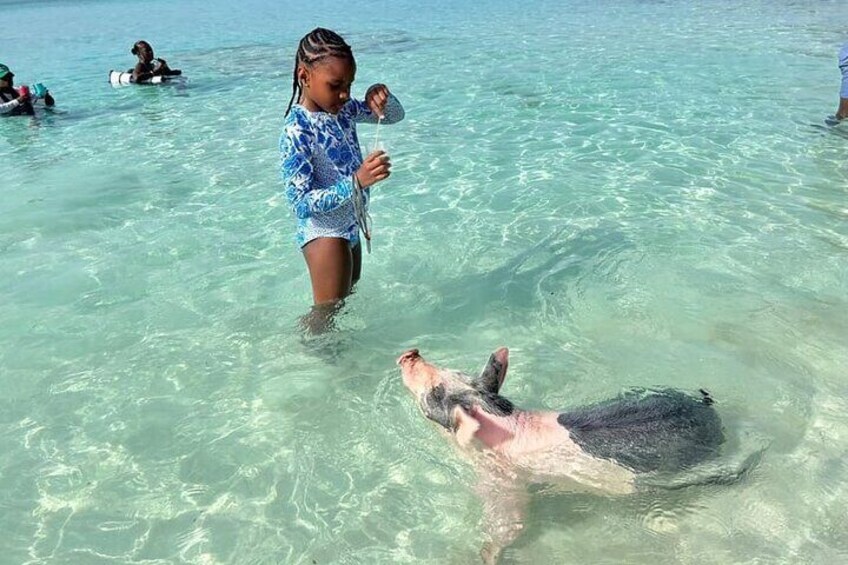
[
  {"xmin": 837, "ymin": 43, "xmax": 848, "ymax": 120},
  {"xmin": 279, "ymin": 28, "xmax": 404, "ymax": 309},
  {"xmin": 0, "ymin": 63, "xmax": 54, "ymax": 116},
  {"xmin": 131, "ymin": 41, "xmax": 181, "ymax": 83}
]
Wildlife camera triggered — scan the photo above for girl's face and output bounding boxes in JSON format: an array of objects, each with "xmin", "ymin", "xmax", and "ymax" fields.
[{"xmin": 299, "ymin": 56, "xmax": 355, "ymax": 114}]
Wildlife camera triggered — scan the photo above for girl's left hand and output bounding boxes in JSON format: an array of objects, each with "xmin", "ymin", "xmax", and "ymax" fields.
[{"xmin": 365, "ymin": 84, "xmax": 390, "ymax": 119}]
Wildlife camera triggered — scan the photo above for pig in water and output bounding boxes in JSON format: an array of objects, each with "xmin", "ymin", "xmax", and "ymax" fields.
[{"xmin": 398, "ymin": 347, "xmax": 727, "ymax": 564}]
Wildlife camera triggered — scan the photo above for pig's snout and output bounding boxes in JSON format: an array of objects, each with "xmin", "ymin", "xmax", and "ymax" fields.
[
  {"xmin": 397, "ymin": 349, "xmax": 420, "ymax": 365},
  {"xmin": 398, "ymin": 349, "xmax": 439, "ymax": 397}
]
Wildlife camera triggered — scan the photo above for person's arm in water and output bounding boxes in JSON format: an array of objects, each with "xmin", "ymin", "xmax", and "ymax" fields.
[
  {"xmin": 154, "ymin": 59, "xmax": 168, "ymax": 75},
  {"xmin": 132, "ymin": 61, "xmax": 155, "ymax": 83},
  {"xmin": 281, "ymin": 117, "xmax": 390, "ymax": 218},
  {"xmin": 152, "ymin": 58, "xmax": 173, "ymax": 76},
  {"xmin": 0, "ymin": 97, "xmax": 21, "ymax": 113},
  {"xmin": 0, "ymin": 90, "xmax": 30, "ymax": 114},
  {"xmin": 345, "ymin": 84, "xmax": 405, "ymax": 124},
  {"xmin": 156, "ymin": 59, "xmax": 182, "ymax": 77},
  {"xmin": 134, "ymin": 59, "xmax": 179, "ymax": 81}
]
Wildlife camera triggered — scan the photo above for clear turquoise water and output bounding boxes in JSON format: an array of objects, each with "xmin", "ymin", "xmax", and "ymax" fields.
[{"xmin": 2, "ymin": 0, "xmax": 848, "ymax": 562}]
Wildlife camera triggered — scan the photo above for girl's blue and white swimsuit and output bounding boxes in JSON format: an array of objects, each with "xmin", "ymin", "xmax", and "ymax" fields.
[{"xmin": 279, "ymin": 94, "xmax": 404, "ymax": 248}]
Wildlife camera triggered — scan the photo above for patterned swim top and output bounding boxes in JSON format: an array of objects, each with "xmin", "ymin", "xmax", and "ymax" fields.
[{"xmin": 279, "ymin": 94, "xmax": 404, "ymax": 247}]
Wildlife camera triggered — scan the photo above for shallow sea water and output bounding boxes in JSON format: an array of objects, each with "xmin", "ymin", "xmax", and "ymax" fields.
[{"xmin": 1, "ymin": 0, "xmax": 848, "ymax": 563}]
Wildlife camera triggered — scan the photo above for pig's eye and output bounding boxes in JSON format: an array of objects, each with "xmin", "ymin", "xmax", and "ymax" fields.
[{"xmin": 422, "ymin": 385, "xmax": 452, "ymax": 429}]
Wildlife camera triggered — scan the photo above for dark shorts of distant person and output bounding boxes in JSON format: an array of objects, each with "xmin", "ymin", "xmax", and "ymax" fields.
[{"xmin": 840, "ymin": 43, "xmax": 848, "ymax": 98}]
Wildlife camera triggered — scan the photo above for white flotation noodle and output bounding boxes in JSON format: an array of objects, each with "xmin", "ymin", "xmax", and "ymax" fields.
[{"xmin": 108, "ymin": 70, "xmax": 183, "ymax": 85}]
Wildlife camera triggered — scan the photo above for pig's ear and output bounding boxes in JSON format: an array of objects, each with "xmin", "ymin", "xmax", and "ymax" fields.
[
  {"xmin": 451, "ymin": 406, "xmax": 480, "ymax": 447},
  {"xmin": 472, "ymin": 347, "xmax": 509, "ymax": 394}
]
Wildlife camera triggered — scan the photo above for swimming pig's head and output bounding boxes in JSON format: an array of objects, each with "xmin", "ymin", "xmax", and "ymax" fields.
[{"xmin": 397, "ymin": 348, "xmax": 514, "ymax": 444}]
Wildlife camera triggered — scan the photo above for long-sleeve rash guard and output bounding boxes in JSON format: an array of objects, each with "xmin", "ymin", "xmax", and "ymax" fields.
[{"xmin": 279, "ymin": 94, "xmax": 404, "ymax": 247}]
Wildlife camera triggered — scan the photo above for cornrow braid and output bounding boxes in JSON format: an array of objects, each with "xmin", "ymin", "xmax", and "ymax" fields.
[{"xmin": 285, "ymin": 28, "xmax": 355, "ymax": 116}]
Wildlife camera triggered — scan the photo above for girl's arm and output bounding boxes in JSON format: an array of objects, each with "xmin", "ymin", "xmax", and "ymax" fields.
[
  {"xmin": 280, "ymin": 120, "xmax": 355, "ymax": 219},
  {"xmin": 346, "ymin": 88, "xmax": 405, "ymax": 125}
]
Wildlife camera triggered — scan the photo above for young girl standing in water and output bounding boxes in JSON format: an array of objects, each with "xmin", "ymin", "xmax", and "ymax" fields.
[{"xmin": 280, "ymin": 28, "xmax": 404, "ymax": 308}]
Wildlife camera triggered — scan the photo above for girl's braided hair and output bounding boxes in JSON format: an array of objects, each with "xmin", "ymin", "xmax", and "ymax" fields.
[{"xmin": 285, "ymin": 28, "xmax": 355, "ymax": 116}]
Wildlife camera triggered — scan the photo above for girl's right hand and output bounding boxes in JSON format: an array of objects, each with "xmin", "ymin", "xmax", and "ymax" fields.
[{"xmin": 355, "ymin": 150, "xmax": 391, "ymax": 188}]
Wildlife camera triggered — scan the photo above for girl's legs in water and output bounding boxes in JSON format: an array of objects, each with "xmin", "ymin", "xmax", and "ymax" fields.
[
  {"xmin": 302, "ymin": 237, "xmax": 363, "ymax": 304},
  {"xmin": 303, "ymin": 237, "xmax": 352, "ymax": 304},
  {"xmin": 301, "ymin": 238, "xmax": 362, "ymax": 333}
]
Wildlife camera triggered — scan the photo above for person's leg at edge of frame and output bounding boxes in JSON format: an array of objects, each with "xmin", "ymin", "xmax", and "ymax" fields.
[{"xmin": 838, "ymin": 44, "xmax": 848, "ymax": 119}]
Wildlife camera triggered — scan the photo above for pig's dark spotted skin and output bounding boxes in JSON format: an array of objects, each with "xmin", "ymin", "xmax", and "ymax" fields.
[
  {"xmin": 423, "ymin": 384, "xmax": 514, "ymax": 431},
  {"xmin": 557, "ymin": 388, "xmax": 724, "ymax": 473}
]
